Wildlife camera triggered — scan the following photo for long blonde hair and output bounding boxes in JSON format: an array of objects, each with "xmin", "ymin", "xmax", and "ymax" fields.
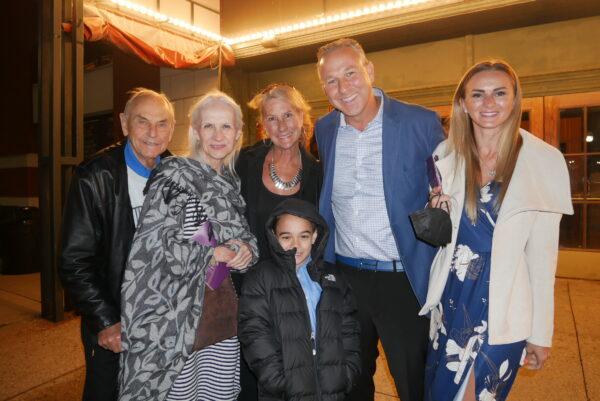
[
  {"xmin": 188, "ymin": 90, "xmax": 244, "ymax": 175},
  {"xmin": 248, "ymin": 83, "xmax": 313, "ymax": 150},
  {"xmin": 448, "ymin": 60, "xmax": 523, "ymax": 223}
]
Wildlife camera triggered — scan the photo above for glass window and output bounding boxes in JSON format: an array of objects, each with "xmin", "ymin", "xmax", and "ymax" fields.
[
  {"xmin": 565, "ymin": 155, "xmax": 585, "ymax": 198},
  {"xmin": 587, "ymin": 204, "xmax": 600, "ymax": 249},
  {"xmin": 560, "ymin": 204, "xmax": 584, "ymax": 249},
  {"xmin": 558, "ymin": 105, "xmax": 600, "ymax": 250},
  {"xmin": 559, "ymin": 108, "xmax": 584, "ymax": 154},
  {"xmin": 587, "ymin": 107, "xmax": 600, "ymax": 153},
  {"xmin": 588, "ymin": 155, "xmax": 600, "ymax": 198},
  {"xmin": 520, "ymin": 111, "xmax": 530, "ymax": 131}
]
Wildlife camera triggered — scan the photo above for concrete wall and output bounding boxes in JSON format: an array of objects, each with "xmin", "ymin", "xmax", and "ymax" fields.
[
  {"xmin": 241, "ymin": 16, "xmax": 600, "ymax": 119},
  {"xmin": 213, "ymin": 16, "xmax": 600, "ymax": 159},
  {"xmin": 82, "ymin": 63, "xmax": 220, "ymax": 158},
  {"xmin": 472, "ymin": 17, "xmax": 600, "ymax": 76},
  {"xmin": 160, "ymin": 68, "xmax": 219, "ymax": 155},
  {"xmin": 558, "ymin": 251, "xmax": 600, "ymax": 280},
  {"xmin": 134, "ymin": 0, "xmax": 220, "ymax": 33},
  {"xmin": 84, "ymin": 65, "xmax": 113, "ymax": 115},
  {"xmin": 221, "ymin": 0, "xmax": 375, "ymax": 36}
]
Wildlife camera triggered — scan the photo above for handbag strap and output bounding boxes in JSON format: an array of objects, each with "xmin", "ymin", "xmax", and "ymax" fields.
[{"xmin": 428, "ymin": 193, "xmax": 450, "ymax": 213}]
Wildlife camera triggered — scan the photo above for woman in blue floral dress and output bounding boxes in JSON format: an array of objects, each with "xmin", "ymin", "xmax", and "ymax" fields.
[
  {"xmin": 421, "ymin": 60, "xmax": 572, "ymax": 401},
  {"xmin": 425, "ymin": 182, "xmax": 526, "ymax": 401}
]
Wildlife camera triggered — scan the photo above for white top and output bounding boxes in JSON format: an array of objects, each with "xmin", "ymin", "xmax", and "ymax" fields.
[{"xmin": 126, "ymin": 166, "xmax": 148, "ymax": 226}]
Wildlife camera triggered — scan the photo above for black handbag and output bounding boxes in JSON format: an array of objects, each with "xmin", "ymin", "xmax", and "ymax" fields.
[{"xmin": 409, "ymin": 197, "xmax": 452, "ymax": 247}]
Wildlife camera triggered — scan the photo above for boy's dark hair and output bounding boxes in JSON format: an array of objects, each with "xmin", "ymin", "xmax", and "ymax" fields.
[{"xmin": 272, "ymin": 213, "xmax": 316, "ymax": 233}]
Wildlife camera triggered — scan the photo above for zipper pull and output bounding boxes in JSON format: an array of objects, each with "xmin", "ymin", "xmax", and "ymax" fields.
[{"xmin": 311, "ymin": 332, "xmax": 317, "ymax": 355}]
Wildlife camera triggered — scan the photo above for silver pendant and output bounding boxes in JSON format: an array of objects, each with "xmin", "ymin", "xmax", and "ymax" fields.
[{"xmin": 269, "ymin": 162, "xmax": 302, "ymax": 191}]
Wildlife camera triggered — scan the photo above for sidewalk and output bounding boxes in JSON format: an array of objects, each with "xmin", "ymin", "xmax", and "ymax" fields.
[{"xmin": 0, "ymin": 274, "xmax": 598, "ymax": 401}]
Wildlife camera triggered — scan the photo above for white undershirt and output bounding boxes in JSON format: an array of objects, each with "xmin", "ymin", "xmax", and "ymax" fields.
[{"xmin": 127, "ymin": 165, "xmax": 148, "ymax": 226}]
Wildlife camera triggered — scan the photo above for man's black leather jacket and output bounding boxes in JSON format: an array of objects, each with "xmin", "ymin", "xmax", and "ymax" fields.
[{"xmin": 59, "ymin": 142, "xmax": 135, "ymax": 335}]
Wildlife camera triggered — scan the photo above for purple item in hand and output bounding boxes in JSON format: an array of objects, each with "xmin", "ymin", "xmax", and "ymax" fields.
[
  {"xmin": 191, "ymin": 221, "xmax": 231, "ymax": 290},
  {"xmin": 204, "ymin": 262, "xmax": 230, "ymax": 290},
  {"xmin": 426, "ymin": 155, "xmax": 443, "ymax": 189},
  {"xmin": 191, "ymin": 220, "xmax": 217, "ymax": 247}
]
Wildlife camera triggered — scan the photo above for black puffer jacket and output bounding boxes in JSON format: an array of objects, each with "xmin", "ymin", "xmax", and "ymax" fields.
[
  {"xmin": 238, "ymin": 199, "xmax": 361, "ymax": 401},
  {"xmin": 59, "ymin": 142, "xmax": 169, "ymax": 335}
]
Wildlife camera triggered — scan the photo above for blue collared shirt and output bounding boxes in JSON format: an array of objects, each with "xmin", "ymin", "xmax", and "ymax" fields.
[
  {"xmin": 296, "ymin": 257, "xmax": 322, "ymax": 336},
  {"xmin": 124, "ymin": 141, "xmax": 159, "ymax": 178},
  {"xmin": 331, "ymin": 88, "xmax": 402, "ymax": 265}
]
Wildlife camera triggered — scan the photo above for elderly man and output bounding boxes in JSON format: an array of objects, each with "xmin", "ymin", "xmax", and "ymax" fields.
[
  {"xmin": 60, "ymin": 88, "xmax": 175, "ymax": 401},
  {"xmin": 315, "ymin": 38, "xmax": 445, "ymax": 401}
]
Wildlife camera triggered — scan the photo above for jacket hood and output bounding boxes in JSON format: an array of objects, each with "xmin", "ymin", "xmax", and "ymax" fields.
[{"xmin": 265, "ymin": 198, "xmax": 329, "ymax": 275}]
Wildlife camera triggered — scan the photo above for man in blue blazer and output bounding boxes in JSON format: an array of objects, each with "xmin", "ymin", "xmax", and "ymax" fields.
[{"xmin": 315, "ymin": 38, "xmax": 445, "ymax": 401}]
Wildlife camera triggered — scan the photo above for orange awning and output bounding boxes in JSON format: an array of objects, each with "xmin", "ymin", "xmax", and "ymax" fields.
[{"xmin": 64, "ymin": 3, "xmax": 234, "ymax": 69}]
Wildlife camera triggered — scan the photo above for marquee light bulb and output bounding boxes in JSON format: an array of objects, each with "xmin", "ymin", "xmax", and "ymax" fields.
[{"xmin": 111, "ymin": 0, "xmax": 440, "ymax": 45}]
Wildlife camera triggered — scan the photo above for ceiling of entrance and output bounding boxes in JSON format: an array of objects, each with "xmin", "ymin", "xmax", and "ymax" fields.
[{"xmin": 221, "ymin": 0, "xmax": 600, "ymax": 71}]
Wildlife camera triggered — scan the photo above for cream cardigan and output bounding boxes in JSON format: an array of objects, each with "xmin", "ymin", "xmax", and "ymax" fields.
[{"xmin": 419, "ymin": 130, "xmax": 573, "ymax": 346}]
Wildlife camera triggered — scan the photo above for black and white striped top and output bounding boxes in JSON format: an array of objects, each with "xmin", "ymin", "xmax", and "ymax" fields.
[
  {"xmin": 166, "ymin": 338, "xmax": 240, "ymax": 401},
  {"xmin": 182, "ymin": 196, "xmax": 208, "ymax": 237}
]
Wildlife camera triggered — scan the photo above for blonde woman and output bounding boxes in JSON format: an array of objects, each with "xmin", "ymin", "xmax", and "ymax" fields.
[
  {"xmin": 237, "ymin": 83, "xmax": 322, "ymax": 263},
  {"xmin": 119, "ymin": 91, "xmax": 258, "ymax": 401},
  {"xmin": 234, "ymin": 83, "xmax": 322, "ymax": 400},
  {"xmin": 421, "ymin": 60, "xmax": 572, "ymax": 401}
]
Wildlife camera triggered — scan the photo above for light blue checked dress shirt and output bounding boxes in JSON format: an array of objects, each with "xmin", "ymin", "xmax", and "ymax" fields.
[{"xmin": 332, "ymin": 88, "xmax": 402, "ymax": 266}]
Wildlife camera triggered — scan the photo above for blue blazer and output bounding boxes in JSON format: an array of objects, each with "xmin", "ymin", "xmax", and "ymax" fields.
[{"xmin": 315, "ymin": 91, "xmax": 445, "ymax": 306}]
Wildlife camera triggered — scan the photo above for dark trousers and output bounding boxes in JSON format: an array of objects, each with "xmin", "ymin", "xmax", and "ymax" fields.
[
  {"xmin": 338, "ymin": 262, "xmax": 429, "ymax": 401},
  {"xmin": 81, "ymin": 322, "xmax": 119, "ymax": 401}
]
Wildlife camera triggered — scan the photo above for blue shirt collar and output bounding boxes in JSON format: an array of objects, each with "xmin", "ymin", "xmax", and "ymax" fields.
[
  {"xmin": 296, "ymin": 256, "xmax": 312, "ymax": 272},
  {"xmin": 296, "ymin": 256, "xmax": 321, "ymax": 335},
  {"xmin": 124, "ymin": 140, "xmax": 160, "ymax": 178}
]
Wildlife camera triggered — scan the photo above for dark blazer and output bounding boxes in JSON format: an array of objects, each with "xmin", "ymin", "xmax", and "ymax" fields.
[
  {"xmin": 239, "ymin": 199, "xmax": 361, "ymax": 401},
  {"xmin": 236, "ymin": 140, "xmax": 322, "ymax": 261},
  {"xmin": 315, "ymin": 90, "xmax": 445, "ymax": 306}
]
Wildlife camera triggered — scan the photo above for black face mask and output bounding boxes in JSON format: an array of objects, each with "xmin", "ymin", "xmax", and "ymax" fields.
[{"xmin": 409, "ymin": 202, "xmax": 452, "ymax": 247}]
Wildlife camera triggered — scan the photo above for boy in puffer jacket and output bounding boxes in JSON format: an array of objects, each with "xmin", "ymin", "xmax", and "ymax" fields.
[{"xmin": 238, "ymin": 198, "xmax": 361, "ymax": 401}]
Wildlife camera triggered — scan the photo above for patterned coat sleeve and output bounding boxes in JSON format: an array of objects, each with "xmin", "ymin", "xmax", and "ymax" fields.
[{"xmin": 206, "ymin": 196, "xmax": 258, "ymax": 269}]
